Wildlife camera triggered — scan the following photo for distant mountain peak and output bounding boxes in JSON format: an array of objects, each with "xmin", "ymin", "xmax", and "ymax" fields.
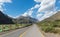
[{"xmin": 15, "ymin": 15, "xmax": 38, "ymax": 24}]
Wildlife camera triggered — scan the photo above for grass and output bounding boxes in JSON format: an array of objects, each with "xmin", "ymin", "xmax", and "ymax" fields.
[
  {"xmin": 0, "ymin": 25, "xmax": 3, "ymax": 32},
  {"xmin": 0, "ymin": 24, "xmax": 32, "ymax": 32},
  {"xmin": 37, "ymin": 20, "xmax": 60, "ymax": 34}
]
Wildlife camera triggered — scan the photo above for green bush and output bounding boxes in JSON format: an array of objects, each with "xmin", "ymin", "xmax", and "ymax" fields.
[
  {"xmin": 41, "ymin": 26, "xmax": 55, "ymax": 32},
  {"xmin": 52, "ymin": 21, "xmax": 60, "ymax": 27},
  {"xmin": 3, "ymin": 25, "xmax": 10, "ymax": 31},
  {"xmin": 0, "ymin": 25, "xmax": 3, "ymax": 32},
  {"xmin": 37, "ymin": 20, "xmax": 60, "ymax": 33},
  {"xmin": 11, "ymin": 25, "xmax": 16, "ymax": 30}
]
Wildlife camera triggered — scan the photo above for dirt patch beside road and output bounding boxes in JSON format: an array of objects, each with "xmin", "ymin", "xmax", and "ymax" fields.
[{"xmin": 43, "ymin": 32, "xmax": 60, "ymax": 37}]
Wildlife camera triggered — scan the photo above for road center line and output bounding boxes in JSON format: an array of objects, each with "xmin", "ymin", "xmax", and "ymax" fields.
[{"xmin": 19, "ymin": 25, "xmax": 32, "ymax": 37}]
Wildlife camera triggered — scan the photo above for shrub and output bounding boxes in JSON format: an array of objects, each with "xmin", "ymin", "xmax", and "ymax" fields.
[{"xmin": 41, "ymin": 26, "xmax": 55, "ymax": 33}]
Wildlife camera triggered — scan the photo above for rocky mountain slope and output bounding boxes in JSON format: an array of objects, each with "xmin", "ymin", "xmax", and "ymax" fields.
[
  {"xmin": 0, "ymin": 11, "xmax": 14, "ymax": 24},
  {"xmin": 14, "ymin": 16, "xmax": 38, "ymax": 24},
  {"xmin": 0, "ymin": 11, "xmax": 38, "ymax": 24}
]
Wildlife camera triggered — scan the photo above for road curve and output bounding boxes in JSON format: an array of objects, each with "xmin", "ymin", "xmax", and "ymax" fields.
[{"xmin": 20, "ymin": 24, "xmax": 44, "ymax": 37}]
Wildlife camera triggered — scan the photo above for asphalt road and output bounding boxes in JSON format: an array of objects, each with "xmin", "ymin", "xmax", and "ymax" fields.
[
  {"xmin": 20, "ymin": 24, "xmax": 44, "ymax": 37},
  {"xmin": 0, "ymin": 26, "xmax": 31, "ymax": 37},
  {"xmin": 0, "ymin": 24, "xmax": 44, "ymax": 37}
]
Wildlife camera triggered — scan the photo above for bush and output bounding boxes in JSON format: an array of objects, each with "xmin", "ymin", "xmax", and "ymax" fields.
[
  {"xmin": 37, "ymin": 20, "xmax": 60, "ymax": 33},
  {"xmin": 41, "ymin": 26, "xmax": 55, "ymax": 33},
  {"xmin": 0, "ymin": 25, "xmax": 3, "ymax": 32},
  {"xmin": 3, "ymin": 25, "xmax": 10, "ymax": 31},
  {"xmin": 52, "ymin": 22, "xmax": 60, "ymax": 27}
]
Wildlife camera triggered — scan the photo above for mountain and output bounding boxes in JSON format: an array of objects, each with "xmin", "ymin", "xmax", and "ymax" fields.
[
  {"xmin": 43, "ymin": 11, "xmax": 60, "ymax": 21},
  {"xmin": 0, "ymin": 11, "xmax": 14, "ymax": 24},
  {"xmin": 0, "ymin": 11, "xmax": 38, "ymax": 24},
  {"xmin": 15, "ymin": 15, "xmax": 38, "ymax": 24}
]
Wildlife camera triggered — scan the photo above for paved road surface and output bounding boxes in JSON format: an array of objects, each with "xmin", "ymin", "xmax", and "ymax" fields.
[
  {"xmin": 0, "ymin": 26, "xmax": 31, "ymax": 37},
  {"xmin": 0, "ymin": 24, "xmax": 44, "ymax": 37},
  {"xmin": 20, "ymin": 24, "xmax": 44, "ymax": 37}
]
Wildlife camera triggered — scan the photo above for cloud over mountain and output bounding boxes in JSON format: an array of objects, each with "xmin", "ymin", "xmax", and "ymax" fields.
[{"xmin": 22, "ymin": 0, "xmax": 57, "ymax": 21}]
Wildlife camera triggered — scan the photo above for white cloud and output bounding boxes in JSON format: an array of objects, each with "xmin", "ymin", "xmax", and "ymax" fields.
[
  {"xmin": 0, "ymin": 0, "xmax": 12, "ymax": 3},
  {"xmin": 22, "ymin": 4, "xmax": 40, "ymax": 17},
  {"xmin": 0, "ymin": 0, "xmax": 12, "ymax": 11},
  {"xmin": 37, "ymin": 13, "xmax": 43, "ymax": 18},
  {"xmin": 22, "ymin": 12, "xmax": 28, "ymax": 16},
  {"xmin": 34, "ymin": 0, "xmax": 56, "ymax": 21},
  {"xmin": 22, "ymin": 0, "xmax": 57, "ymax": 21},
  {"xmin": 34, "ymin": 0, "xmax": 43, "ymax": 2},
  {"xmin": 37, "ymin": 0, "xmax": 56, "ymax": 12},
  {"xmin": 28, "ymin": 10, "xmax": 33, "ymax": 16},
  {"xmin": 31, "ymin": 4, "xmax": 40, "ymax": 10},
  {"xmin": 37, "ymin": 11, "xmax": 57, "ymax": 21},
  {"xmin": 34, "ymin": 4, "xmax": 40, "ymax": 8},
  {"xmin": 22, "ymin": 9, "xmax": 33, "ymax": 17}
]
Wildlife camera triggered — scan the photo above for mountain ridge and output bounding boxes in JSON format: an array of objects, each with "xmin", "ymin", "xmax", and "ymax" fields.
[
  {"xmin": 0, "ymin": 11, "xmax": 14, "ymax": 24},
  {"xmin": 43, "ymin": 11, "xmax": 60, "ymax": 21},
  {"xmin": 0, "ymin": 11, "xmax": 38, "ymax": 24}
]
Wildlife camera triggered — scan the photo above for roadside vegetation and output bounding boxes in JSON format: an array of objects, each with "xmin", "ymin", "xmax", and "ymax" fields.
[
  {"xmin": 0, "ymin": 24, "xmax": 32, "ymax": 32},
  {"xmin": 37, "ymin": 20, "xmax": 60, "ymax": 34},
  {"xmin": 0, "ymin": 11, "xmax": 37, "ymax": 33}
]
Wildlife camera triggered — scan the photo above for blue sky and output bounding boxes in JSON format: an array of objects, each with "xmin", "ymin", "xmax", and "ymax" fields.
[
  {"xmin": 0, "ymin": 0, "xmax": 60, "ymax": 21},
  {"xmin": 4, "ymin": 0, "xmax": 36, "ymax": 17},
  {"xmin": 56, "ymin": 0, "xmax": 60, "ymax": 10}
]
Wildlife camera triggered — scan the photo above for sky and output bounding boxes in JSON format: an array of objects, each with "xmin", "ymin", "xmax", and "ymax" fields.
[{"xmin": 0, "ymin": 0, "xmax": 60, "ymax": 21}]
